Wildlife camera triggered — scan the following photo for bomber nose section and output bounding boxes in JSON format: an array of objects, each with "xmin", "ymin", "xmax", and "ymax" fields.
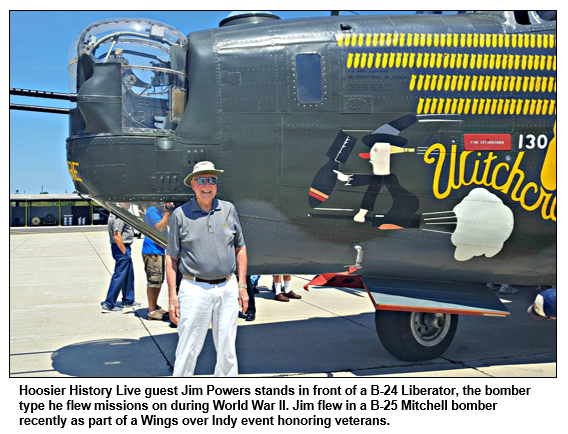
[
  {"xmin": 68, "ymin": 18, "xmax": 188, "ymax": 136},
  {"xmin": 66, "ymin": 18, "xmax": 194, "ymax": 203}
]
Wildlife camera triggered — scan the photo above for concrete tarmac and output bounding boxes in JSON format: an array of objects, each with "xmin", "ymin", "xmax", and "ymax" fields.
[{"xmin": 10, "ymin": 227, "xmax": 556, "ymax": 377}]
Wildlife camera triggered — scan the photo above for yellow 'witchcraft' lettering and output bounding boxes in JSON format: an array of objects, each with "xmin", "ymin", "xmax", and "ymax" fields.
[
  {"xmin": 520, "ymin": 183, "xmax": 542, "ymax": 211},
  {"xmin": 541, "ymin": 122, "xmax": 556, "ymax": 190},
  {"xmin": 541, "ymin": 192, "xmax": 556, "ymax": 220},
  {"xmin": 424, "ymin": 144, "xmax": 556, "ymax": 220}
]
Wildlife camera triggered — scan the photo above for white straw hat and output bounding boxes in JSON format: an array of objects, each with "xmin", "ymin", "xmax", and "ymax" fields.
[{"xmin": 184, "ymin": 161, "xmax": 224, "ymax": 186}]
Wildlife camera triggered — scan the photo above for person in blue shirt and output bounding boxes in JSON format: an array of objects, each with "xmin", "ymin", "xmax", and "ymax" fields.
[{"xmin": 142, "ymin": 202, "xmax": 174, "ymax": 320}]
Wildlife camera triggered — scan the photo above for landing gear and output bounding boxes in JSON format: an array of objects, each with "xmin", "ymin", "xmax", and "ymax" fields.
[{"xmin": 375, "ymin": 310, "xmax": 458, "ymax": 361}]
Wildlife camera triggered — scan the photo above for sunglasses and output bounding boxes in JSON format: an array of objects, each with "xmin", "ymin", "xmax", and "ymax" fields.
[{"xmin": 195, "ymin": 176, "xmax": 218, "ymax": 185}]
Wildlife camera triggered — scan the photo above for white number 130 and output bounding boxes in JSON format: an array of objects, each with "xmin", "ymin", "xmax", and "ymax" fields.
[{"xmin": 519, "ymin": 134, "xmax": 548, "ymax": 149}]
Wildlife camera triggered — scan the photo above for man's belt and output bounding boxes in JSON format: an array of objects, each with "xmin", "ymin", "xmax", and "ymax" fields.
[{"xmin": 183, "ymin": 273, "xmax": 234, "ymax": 285}]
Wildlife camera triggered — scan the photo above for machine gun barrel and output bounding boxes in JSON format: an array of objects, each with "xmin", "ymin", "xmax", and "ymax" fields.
[
  {"xmin": 10, "ymin": 88, "xmax": 77, "ymax": 102},
  {"xmin": 10, "ymin": 103, "xmax": 70, "ymax": 114}
]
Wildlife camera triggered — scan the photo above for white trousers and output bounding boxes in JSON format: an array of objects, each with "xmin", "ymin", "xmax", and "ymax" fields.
[{"xmin": 173, "ymin": 277, "xmax": 239, "ymax": 377}]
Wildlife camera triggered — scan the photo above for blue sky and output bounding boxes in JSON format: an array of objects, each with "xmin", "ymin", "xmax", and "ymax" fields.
[{"xmin": 9, "ymin": 10, "xmax": 414, "ymax": 195}]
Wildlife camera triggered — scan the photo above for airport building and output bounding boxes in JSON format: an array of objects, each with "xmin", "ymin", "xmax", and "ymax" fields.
[{"xmin": 9, "ymin": 194, "xmax": 109, "ymax": 227}]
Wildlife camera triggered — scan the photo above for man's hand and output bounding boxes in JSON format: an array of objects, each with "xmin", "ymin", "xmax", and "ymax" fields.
[
  {"xmin": 169, "ymin": 294, "xmax": 180, "ymax": 325},
  {"xmin": 114, "ymin": 231, "xmax": 126, "ymax": 254},
  {"xmin": 235, "ymin": 246, "xmax": 248, "ymax": 313},
  {"xmin": 166, "ymin": 255, "xmax": 180, "ymax": 324},
  {"xmin": 154, "ymin": 204, "xmax": 174, "ymax": 233},
  {"xmin": 238, "ymin": 285, "xmax": 249, "ymax": 315}
]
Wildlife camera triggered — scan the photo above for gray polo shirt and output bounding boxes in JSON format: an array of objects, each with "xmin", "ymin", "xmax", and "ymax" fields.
[
  {"xmin": 108, "ymin": 213, "xmax": 135, "ymax": 244},
  {"xmin": 166, "ymin": 198, "xmax": 245, "ymax": 280}
]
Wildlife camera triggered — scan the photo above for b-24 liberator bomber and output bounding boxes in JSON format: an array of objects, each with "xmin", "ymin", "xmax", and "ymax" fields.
[{"xmin": 11, "ymin": 11, "xmax": 556, "ymax": 361}]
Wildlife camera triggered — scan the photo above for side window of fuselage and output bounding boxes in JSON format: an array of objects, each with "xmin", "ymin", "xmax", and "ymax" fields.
[{"xmin": 295, "ymin": 53, "xmax": 323, "ymax": 104}]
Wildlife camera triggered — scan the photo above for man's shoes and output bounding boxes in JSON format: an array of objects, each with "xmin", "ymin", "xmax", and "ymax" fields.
[
  {"xmin": 147, "ymin": 310, "xmax": 164, "ymax": 320},
  {"xmin": 499, "ymin": 285, "xmax": 519, "ymax": 294},
  {"xmin": 121, "ymin": 301, "xmax": 141, "ymax": 308},
  {"xmin": 155, "ymin": 305, "xmax": 168, "ymax": 315},
  {"xmin": 239, "ymin": 311, "xmax": 256, "ymax": 321},
  {"xmin": 101, "ymin": 304, "xmax": 123, "ymax": 313},
  {"xmin": 285, "ymin": 291, "xmax": 302, "ymax": 299},
  {"xmin": 274, "ymin": 293, "xmax": 289, "ymax": 302}
]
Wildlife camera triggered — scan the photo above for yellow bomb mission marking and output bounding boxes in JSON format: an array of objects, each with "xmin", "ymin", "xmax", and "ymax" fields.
[
  {"xmin": 338, "ymin": 32, "xmax": 556, "ymax": 49},
  {"xmin": 424, "ymin": 144, "xmax": 556, "ymax": 222},
  {"xmin": 348, "ymin": 52, "xmax": 557, "ymax": 72}
]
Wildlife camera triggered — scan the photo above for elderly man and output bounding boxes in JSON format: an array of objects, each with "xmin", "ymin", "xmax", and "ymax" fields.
[{"xmin": 166, "ymin": 161, "xmax": 248, "ymax": 377}]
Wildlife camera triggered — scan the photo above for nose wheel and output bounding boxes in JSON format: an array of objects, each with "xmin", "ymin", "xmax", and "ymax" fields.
[{"xmin": 375, "ymin": 310, "xmax": 458, "ymax": 361}]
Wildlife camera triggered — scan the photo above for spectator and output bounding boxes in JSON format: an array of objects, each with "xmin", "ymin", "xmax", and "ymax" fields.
[
  {"xmin": 142, "ymin": 202, "xmax": 174, "ymax": 320},
  {"xmin": 250, "ymin": 275, "xmax": 260, "ymax": 293},
  {"xmin": 527, "ymin": 286, "xmax": 556, "ymax": 320},
  {"xmin": 101, "ymin": 203, "xmax": 140, "ymax": 312},
  {"xmin": 273, "ymin": 275, "xmax": 302, "ymax": 302},
  {"xmin": 239, "ymin": 275, "xmax": 257, "ymax": 321},
  {"xmin": 487, "ymin": 283, "xmax": 519, "ymax": 294}
]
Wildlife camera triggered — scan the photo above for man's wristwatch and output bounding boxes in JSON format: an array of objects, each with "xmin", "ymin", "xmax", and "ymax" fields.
[{"xmin": 239, "ymin": 284, "xmax": 247, "ymax": 289}]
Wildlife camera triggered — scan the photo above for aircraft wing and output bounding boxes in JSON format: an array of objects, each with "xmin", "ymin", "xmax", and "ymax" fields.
[
  {"xmin": 361, "ymin": 276, "xmax": 509, "ymax": 317},
  {"xmin": 306, "ymin": 273, "xmax": 509, "ymax": 316}
]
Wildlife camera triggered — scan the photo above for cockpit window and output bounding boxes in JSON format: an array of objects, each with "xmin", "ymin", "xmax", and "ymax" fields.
[
  {"xmin": 533, "ymin": 11, "xmax": 556, "ymax": 21},
  {"xmin": 515, "ymin": 11, "xmax": 557, "ymax": 25},
  {"xmin": 296, "ymin": 53, "xmax": 323, "ymax": 104},
  {"xmin": 68, "ymin": 18, "xmax": 188, "ymax": 133}
]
